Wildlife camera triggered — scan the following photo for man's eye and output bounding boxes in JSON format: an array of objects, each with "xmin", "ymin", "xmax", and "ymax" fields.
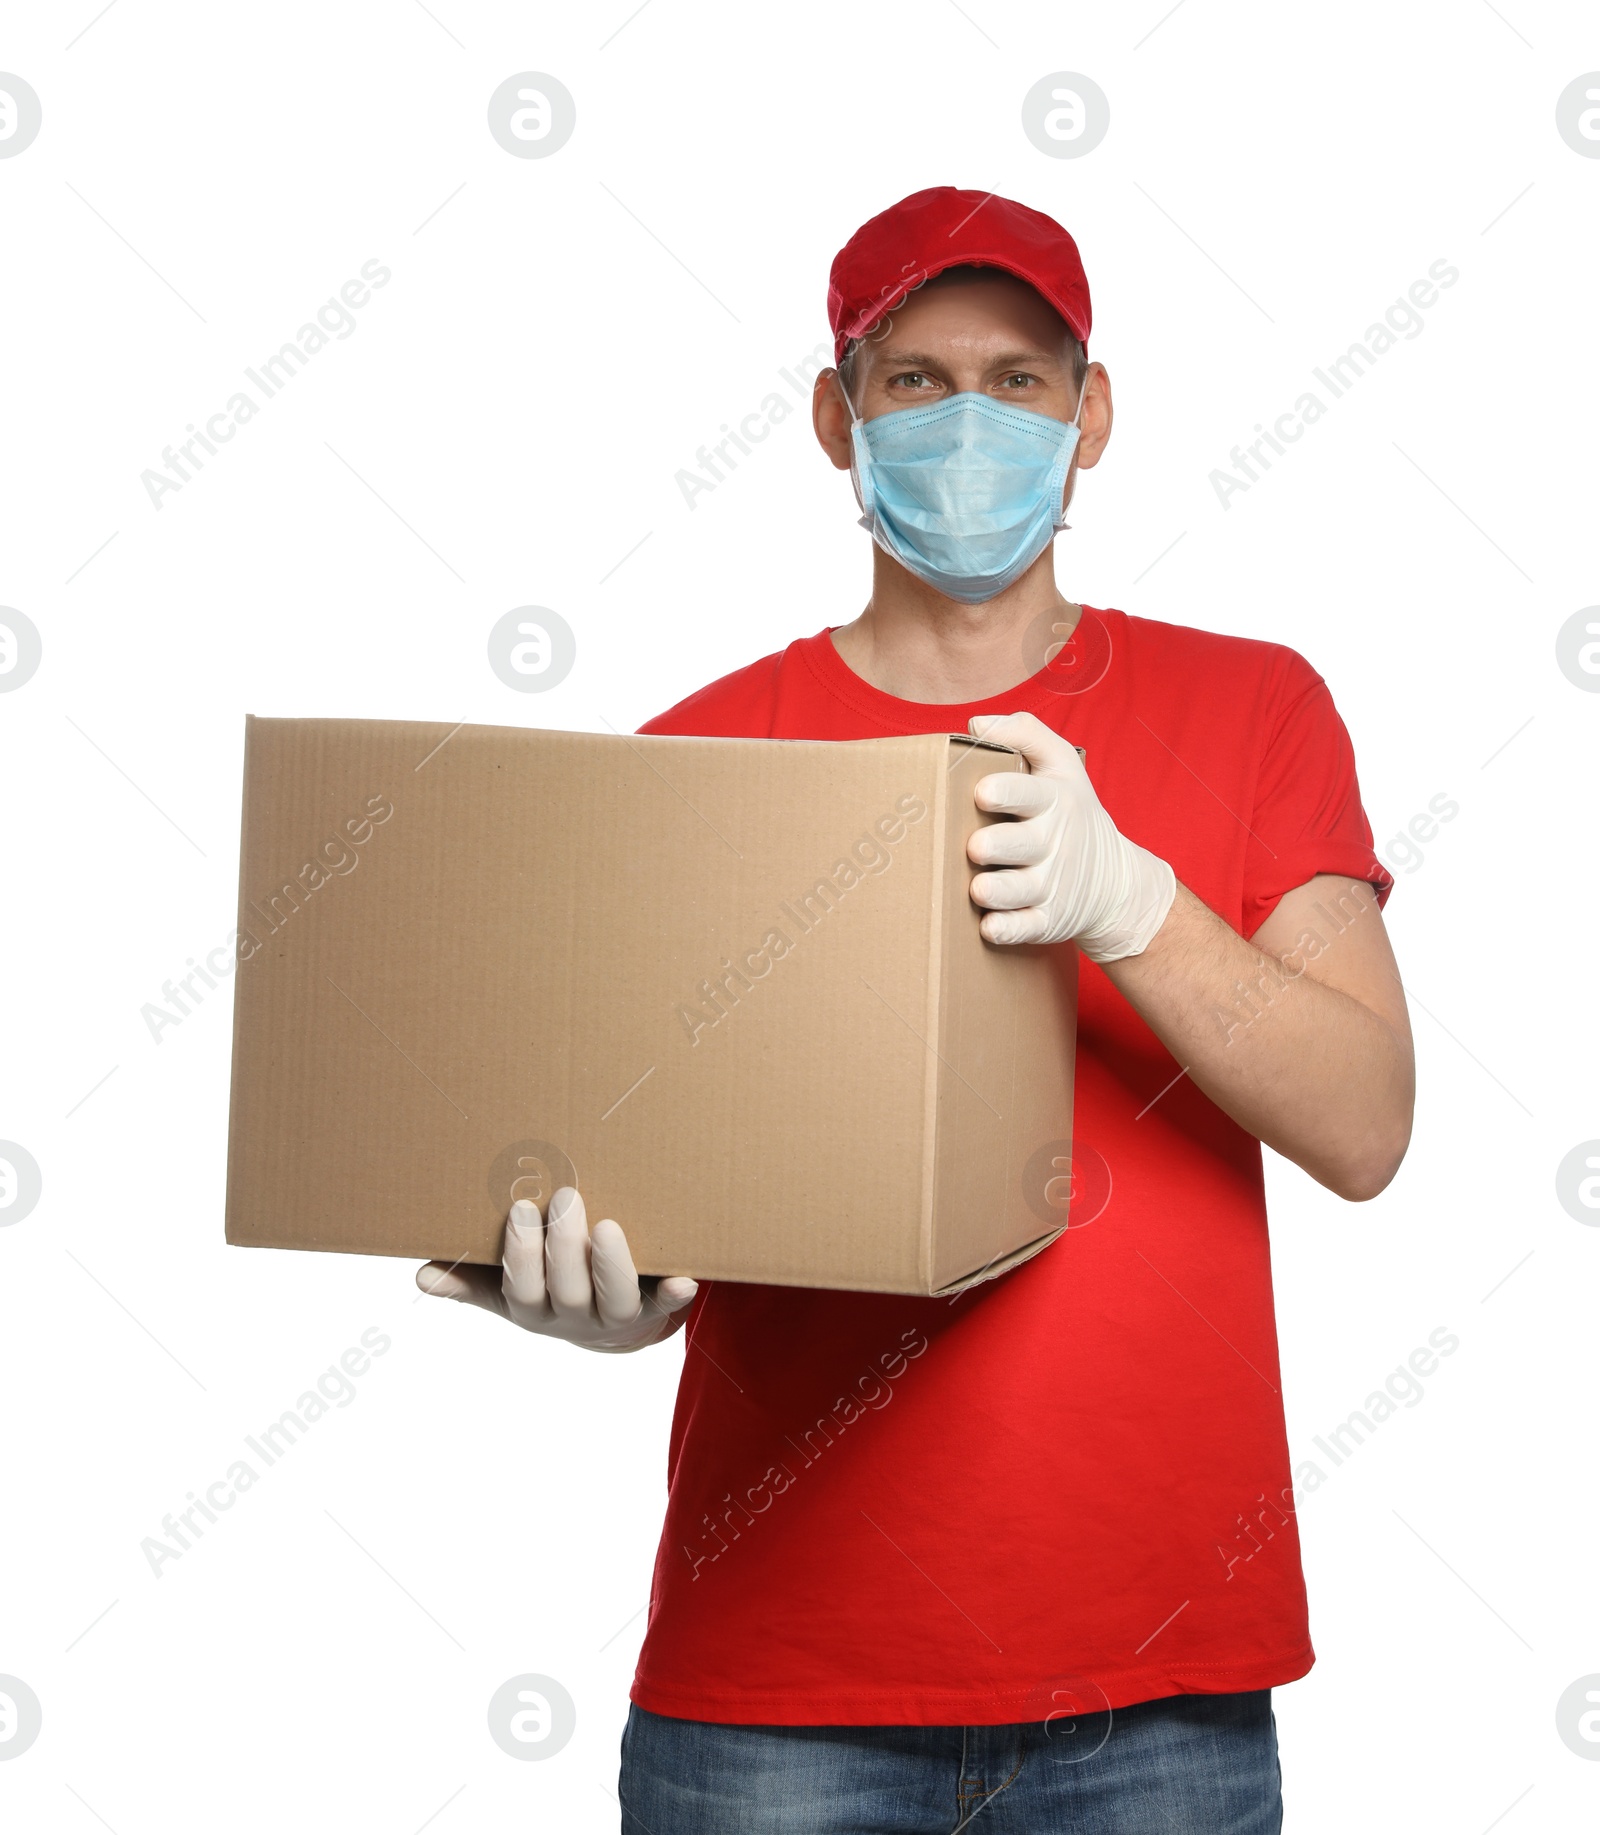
[
  {"xmin": 1003, "ymin": 373, "xmax": 1035, "ymax": 388},
  {"xmin": 894, "ymin": 373, "xmax": 930, "ymax": 389}
]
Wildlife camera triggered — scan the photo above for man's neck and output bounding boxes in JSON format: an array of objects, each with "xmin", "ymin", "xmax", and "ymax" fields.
[{"xmin": 828, "ymin": 550, "xmax": 1081, "ymax": 704}]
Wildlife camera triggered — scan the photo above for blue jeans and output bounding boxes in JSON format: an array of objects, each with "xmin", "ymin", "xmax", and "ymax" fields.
[{"xmin": 619, "ymin": 1691, "xmax": 1281, "ymax": 1832}]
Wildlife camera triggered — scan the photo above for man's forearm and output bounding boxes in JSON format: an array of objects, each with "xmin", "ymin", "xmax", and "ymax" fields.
[{"xmin": 1101, "ymin": 880, "xmax": 1414, "ymax": 1201}]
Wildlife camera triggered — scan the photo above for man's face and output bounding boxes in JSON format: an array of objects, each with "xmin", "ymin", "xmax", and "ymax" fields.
[{"xmin": 813, "ymin": 268, "xmax": 1110, "ymax": 476}]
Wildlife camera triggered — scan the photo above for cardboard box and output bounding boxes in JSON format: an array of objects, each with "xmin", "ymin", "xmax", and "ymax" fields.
[{"xmin": 224, "ymin": 718, "xmax": 1077, "ymax": 1295}]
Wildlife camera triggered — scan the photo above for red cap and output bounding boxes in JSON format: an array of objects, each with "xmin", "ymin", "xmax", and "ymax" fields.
[{"xmin": 827, "ymin": 186, "xmax": 1092, "ymax": 365}]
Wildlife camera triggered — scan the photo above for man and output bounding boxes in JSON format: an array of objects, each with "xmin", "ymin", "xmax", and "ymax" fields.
[{"xmin": 421, "ymin": 187, "xmax": 1413, "ymax": 1831}]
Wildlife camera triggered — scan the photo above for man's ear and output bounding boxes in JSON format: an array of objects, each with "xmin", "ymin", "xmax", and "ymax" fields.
[
  {"xmin": 1075, "ymin": 363, "xmax": 1112, "ymax": 471},
  {"xmin": 813, "ymin": 368, "xmax": 854, "ymax": 472}
]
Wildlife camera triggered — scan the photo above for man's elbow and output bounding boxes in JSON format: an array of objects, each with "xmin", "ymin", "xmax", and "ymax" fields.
[
  {"xmin": 1326, "ymin": 1159, "xmax": 1400, "ymax": 1204},
  {"xmin": 1322, "ymin": 1115, "xmax": 1414, "ymax": 1203}
]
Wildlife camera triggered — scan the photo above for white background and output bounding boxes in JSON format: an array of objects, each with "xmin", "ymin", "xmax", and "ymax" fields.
[{"xmin": 1, "ymin": 2, "xmax": 1596, "ymax": 1829}]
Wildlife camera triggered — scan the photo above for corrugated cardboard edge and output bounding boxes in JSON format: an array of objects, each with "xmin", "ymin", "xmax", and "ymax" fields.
[
  {"xmin": 922, "ymin": 732, "xmax": 1031, "ymax": 1293},
  {"xmin": 917, "ymin": 734, "xmax": 952, "ymax": 1293},
  {"xmin": 929, "ymin": 1222, "xmax": 1066, "ymax": 1296},
  {"xmin": 919, "ymin": 730, "xmax": 1022, "ymax": 1289},
  {"xmin": 223, "ymin": 715, "xmax": 258, "ymax": 1249}
]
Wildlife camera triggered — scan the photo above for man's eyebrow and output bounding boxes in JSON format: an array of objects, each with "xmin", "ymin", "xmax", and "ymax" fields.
[{"xmin": 868, "ymin": 347, "xmax": 1067, "ymax": 371}]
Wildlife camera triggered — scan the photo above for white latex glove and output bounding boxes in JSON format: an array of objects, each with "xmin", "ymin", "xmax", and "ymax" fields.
[
  {"xmin": 967, "ymin": 711, "xmax": 1177, "ymax": 960},
  {"xmin": 416, "ymin": 1187, "xmax": 698, "ymax": 1353}
]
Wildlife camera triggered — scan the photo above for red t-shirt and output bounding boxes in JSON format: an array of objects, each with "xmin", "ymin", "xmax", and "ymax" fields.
[{"xmin": 630, "ymin": 607, "xmax": 1391, "ymax": 1726}]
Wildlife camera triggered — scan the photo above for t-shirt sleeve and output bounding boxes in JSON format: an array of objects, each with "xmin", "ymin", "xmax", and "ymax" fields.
[
  {"xmin": 637, "ymin": 648, "xmax": 784, "ymax": 738},
  {"xmin": 1239, "ymin": 651, "xmax": 1392, "ymax": 938}
]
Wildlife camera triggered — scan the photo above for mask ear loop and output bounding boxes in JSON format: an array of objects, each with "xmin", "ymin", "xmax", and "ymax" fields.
[
  {"xmin": 838, "ymin": 350, "xmax": 876, "ymax": 523},
  {"xmin": 837, "ymin": 356, "xmax": 862, "ymax": 428},
  {"xmin": 1070, "ymin": 360, "xmax": 1092, "ymax": 427},
  {"xmin": 1056, "ymin": 358, "xmax": 1092, "ymax": 530}
]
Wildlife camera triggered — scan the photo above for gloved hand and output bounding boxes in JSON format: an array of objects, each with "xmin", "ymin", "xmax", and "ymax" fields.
[
  {"xmin": 416, "ymin": 1187, "xmax": 698, "ymax": 1353},
  {"xmin": 967, "ymin": 711, "xmax": 1177, "ymax": 960}
]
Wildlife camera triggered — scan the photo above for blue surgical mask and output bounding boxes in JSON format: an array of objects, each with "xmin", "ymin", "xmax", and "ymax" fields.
[{"xmin": 842, "ymin": 378, "xmax": 1087, "ymax": 604}]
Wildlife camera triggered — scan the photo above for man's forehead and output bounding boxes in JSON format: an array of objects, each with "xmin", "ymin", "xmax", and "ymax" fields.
[
  {"xmin": 857, "ymin": 271, "xmax": 1077, "ymax": 364},
  {"xmin": 861, "ymin": 340, "xmax": 1074, "ymax": 371}
]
